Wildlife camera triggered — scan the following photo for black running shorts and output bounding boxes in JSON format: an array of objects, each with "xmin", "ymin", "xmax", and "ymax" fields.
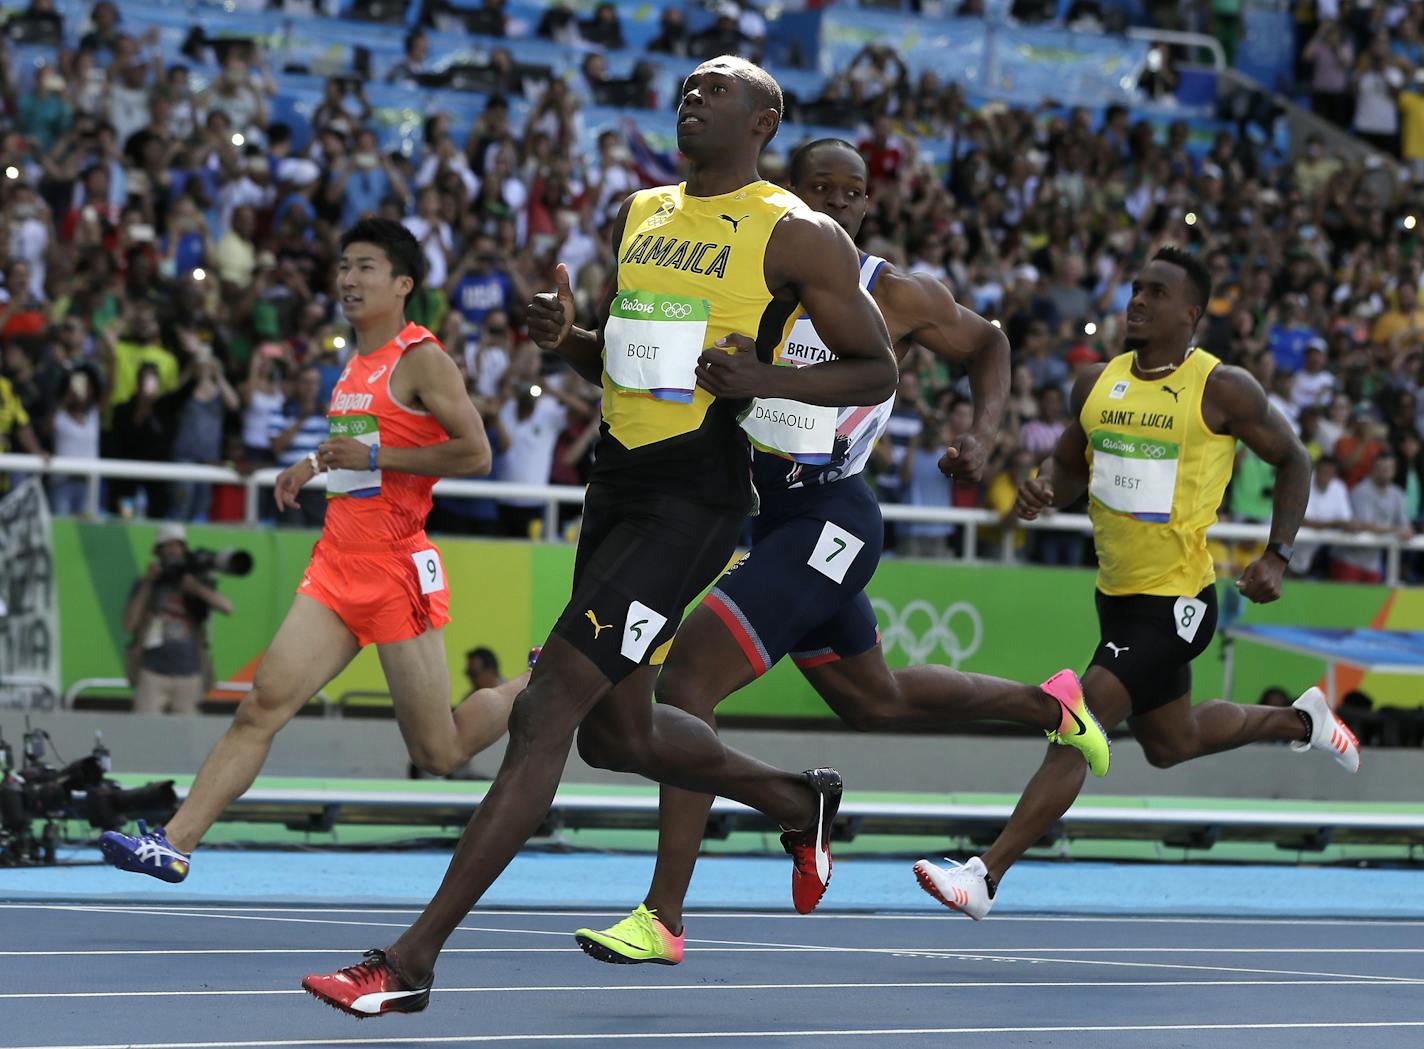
[
  {"xmin": 1087, "ymin": 584, "xmax": 1219, "ymax": 715},
  {"xmin": 550, "ymin": 483, "xmax": 744, "ymax": 683}
]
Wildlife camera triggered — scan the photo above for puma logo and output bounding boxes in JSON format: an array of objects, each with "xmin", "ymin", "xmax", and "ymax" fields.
[
  {"xmin": 719, "ymin": 213, "xmax": 749, "ymax": 233},
  {"xmin": 585, "ymin": 610, "xmax": 612, "ymax": 639},
  {"xmin": 1104, "ymin": 642, "xmax": 1129, "ymax": 658},
  {"xmin": 1161, "ymin": 384, "xmax": 1182, "ymax": 402}
]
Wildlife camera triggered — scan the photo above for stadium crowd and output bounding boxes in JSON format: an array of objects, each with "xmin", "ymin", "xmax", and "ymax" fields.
[{"xmin": 1, "ymin": 0, "xmax": 1423, "ymax": 581}]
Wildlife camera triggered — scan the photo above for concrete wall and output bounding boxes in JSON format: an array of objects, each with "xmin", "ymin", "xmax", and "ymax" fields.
[{"xmin": 17, "ymin": 711, "xmax": 1420, "ymax": 804}]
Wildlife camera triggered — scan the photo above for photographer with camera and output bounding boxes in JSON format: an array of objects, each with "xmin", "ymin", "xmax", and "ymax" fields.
[{"xmin": 122, "ymin": 523, "xmax": 233, "ymax": 715}]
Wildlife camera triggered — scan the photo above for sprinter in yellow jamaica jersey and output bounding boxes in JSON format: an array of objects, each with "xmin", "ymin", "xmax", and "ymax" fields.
[
  {"xmin": 915, "ymin": 247, "xmax": 1362, "ymax": 922},
  {"xmin": 303, "ymin": 56, "xmax": 897, "ymax": 1016}
]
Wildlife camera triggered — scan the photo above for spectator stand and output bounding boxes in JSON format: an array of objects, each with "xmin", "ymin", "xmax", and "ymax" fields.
[{"xmin": 1223, "ymin": 624, "xmax": 1424, "ymax": 707}]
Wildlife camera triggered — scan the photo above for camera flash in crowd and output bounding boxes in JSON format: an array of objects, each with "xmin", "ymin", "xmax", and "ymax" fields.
[
  {"xmin": 990, "ymin": 319, "xmax": 1002, "ymax": 328},
  {"xmin": 1406, "ymin": 216, "xmax": 1418, "ymax": 231},
  {"xmin": 4, "ymin": 166, "xmax": 18, "ymax": 180},
  {"xmin": 333, "ymin": 336, "xmax": 346, "ymax": 350},
  {"xmin": 231, "ymin": 132, "xmax": 245, "ymax": 147},
  {"xmin": 529, "ymin": 384, "xmax": 543, "ymax": 398},
  {"xmin": 192, "ymin": 268, "xmax": 206, "ymax": 282},
  {"xmin": 1184, "ymin": 212, "xmax": 1198, "ymax": 226},
  {"xmin": 1084, "ymin": 322, "xmax": 1098, "ymax": 336}
]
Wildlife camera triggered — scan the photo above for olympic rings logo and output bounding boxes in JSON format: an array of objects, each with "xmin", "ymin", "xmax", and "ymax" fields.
[
  {"xmin": 1142, "ymin": 444, "xmax": 1166, "ymax": 459},
  {"xmin": 661, "ymin": 302, "xmax": 693, "ymax": 319},
  {"xmin": 870, "ymin": 598, "xmax": 983, "ymax": 667}
]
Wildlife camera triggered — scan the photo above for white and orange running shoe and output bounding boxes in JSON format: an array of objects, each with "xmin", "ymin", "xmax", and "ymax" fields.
[
  {"xmin": 913, "ymin": 855, "xmax": 994, "ymax": 920},
  {"xmin": 1290, "ymin": 686, "xmax": 1361, "ymax": 773}
]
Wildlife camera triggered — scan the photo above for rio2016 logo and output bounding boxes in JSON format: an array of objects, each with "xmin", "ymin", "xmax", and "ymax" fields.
[
  {"xmin": 660, "ymin": 302, "xmax": 693, "ymax": 319},
  {"xmin": 869, "ymin": 599, "xmax": 983, "ymax": 667}
]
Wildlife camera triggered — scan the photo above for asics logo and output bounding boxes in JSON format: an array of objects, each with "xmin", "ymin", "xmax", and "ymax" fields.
[
  {"xmin": 367, "ymin": 365, "xmax": 387, "ymax": 384},
  {"xmin": 135, "ymin": 840, "xmax": 180, "ymax": 867},
  {"xmin": 1104, "ymin": 642, "xmax": 1129, "ymax": 658},
  {"xmin": 585, "ymin": 610, "xmax": 612, "ymax": 639},
  {"xmin": 871, "ymin": 599, "xmax": 982, "ymax": 667},
  {"xmin": 660, "ymin": 302, "xmax": 693, "ymax": 320}
]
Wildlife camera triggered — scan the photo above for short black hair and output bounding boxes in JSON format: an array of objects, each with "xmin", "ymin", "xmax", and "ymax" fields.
[
  {"xmin": 704, "ymin": 56, "xmax": 783, "ymax": 145},
  {"xmin": 1152, "ymin": 245, "xmax": 1211, "ymax": 311},
  {"xmin": 339, "ymin": 217, "xmax": 425, "ymax": 304},
  {"xmin": 788, "ymin": 138, "xmax": 864, "ymax": 185},
  {"xmin": 466, "ymin": 646, "xmax": 499, "ymax": 671}
]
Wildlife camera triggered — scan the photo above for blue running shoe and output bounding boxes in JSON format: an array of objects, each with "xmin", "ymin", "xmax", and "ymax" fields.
[
  {"xmin": 527, "ymin": 646, "xmax": 541, "ymax": 670},
  {"xmin": 99, "ymin": 820, "xmax": 191, "ymax": 883}
]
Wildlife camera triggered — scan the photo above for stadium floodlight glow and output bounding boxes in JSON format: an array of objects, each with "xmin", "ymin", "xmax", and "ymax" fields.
[
  {"xmin": 1184, "ymin": 212, "xmax": 1198, "ymax": 226},
  {"xmin": 1084, "ymin": 322, "xmax": 1098, "ymax": 336},
  {"xmin": 192, "ymin": 268, "xmax": 206, "ymax": 282},
  {"xmin": 333, "ymin": 336, "xmax": 347, "ymax": 350},
  {"xmin": 232, "ymin": 133, "xmax": 245, "ymax": 147},
  {"xmin": 1407, "ymin": 215, "xmax": 1418, "ymax": 231},
  {"xmin": 4, "ymin": 166, "xmax": 18, "ymax": 180}
]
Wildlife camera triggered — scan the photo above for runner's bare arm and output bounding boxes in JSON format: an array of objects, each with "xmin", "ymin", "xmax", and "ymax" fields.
[
  {"xmin": 1016, "ymin": 363, "xmax": 1101, "ymax": 519},
  {"xmin": 753, "ymin": 211, "xmax": 896, "ymax": 407},
  {"xmin": 317, "ymin": 342, "xmax": 491, "ymax": 478},
  {"xmin": 1206, "ymin": 364, "xmax": 1311, "ymax": 603},
  {"xmin": 378, "ymin": 341, "xmax": 492, "ymax": 477},
  {"xmin": 527, "ymin": 197, "xmax": 634, "ymax": 386},
  {"xmin": 876, "ymin": 269, "xmax": 1009, "ymax": 481}
]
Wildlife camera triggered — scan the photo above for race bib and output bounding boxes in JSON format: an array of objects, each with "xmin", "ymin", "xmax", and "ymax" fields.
[
  {"xmin": 604, "ymin": 290, "xmax": 709, "ymax": 404},
  {"xmin": 1173, "ymin": 595, "xmax": 1207, "ymax": 644},
  {"xmin": 740, "ymin": 395, "xmax": 838, "ymax": 465},
  {"xmin": 808, "ymin": 521, "xmax": 864, "ymax": 584},
  {"xmin": 326, "ymin": 414, "xmax": 381, "ymax": 498},
  {"xmin": 1089, "ymin": 430, "xmax": 1179, "ymax": 522},
  {"xmin": 410, "ymin": 548, "xmax": 446, "ymax": 595}
]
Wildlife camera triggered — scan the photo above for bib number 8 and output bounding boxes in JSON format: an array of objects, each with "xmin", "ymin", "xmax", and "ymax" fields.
[
  {"xmin": 411, "ymin": 548, "xmax": 446, "ymax": 595},
  {"xmin": 1172, "ymin": 595, "xmax": 1207, "ymax": 644}
]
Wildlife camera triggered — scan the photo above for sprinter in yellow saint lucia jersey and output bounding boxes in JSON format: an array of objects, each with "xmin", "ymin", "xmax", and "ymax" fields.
[
  {"xmin": 914, "ymin": 247, "xmax": 1362, "ymax": 924},
  {"xmin": 303, "ymin": 57, "xmax": 897, "ymax": 1013}
]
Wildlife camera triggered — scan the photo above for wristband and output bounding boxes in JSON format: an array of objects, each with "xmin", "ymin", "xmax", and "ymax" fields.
[
  {"xmin": 1265, "ymin": 541, "xmax": 1294, "ymax": 564},
  {"xmin": 368, "ymin": 444, "xmax": 379, "ymax": 471},
  {"xmin": 306, "ymin": 451, "xmax": 320, "ymax": 474}
]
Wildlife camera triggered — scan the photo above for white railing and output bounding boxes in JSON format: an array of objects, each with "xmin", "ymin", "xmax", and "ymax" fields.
[{"xmin": 6, "ymin": 453, "xmax": 1423, "ymax": 584}]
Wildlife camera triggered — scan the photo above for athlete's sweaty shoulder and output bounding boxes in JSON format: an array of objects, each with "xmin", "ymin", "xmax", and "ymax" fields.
[
  {"xmin": 1070, "ymin": 361, "xmax": 1110, "ymax": 416},
  {"xmin": 1201, "ymin": 361, "xmax": 1265, "ymax": 436},
  {"xmin": 764, "ymin": 207, "xmax": 856, "ymax": 295},
  {"xmin": 869, "ymin": 265, "xmax": 950, "ymax": 343}
]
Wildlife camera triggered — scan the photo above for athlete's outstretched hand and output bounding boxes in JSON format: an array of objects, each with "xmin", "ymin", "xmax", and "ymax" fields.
[
  {"xmin": 274, "ymin": 457, "xmax": 315, "ymax": 511},
  {"xmin": 527, "ymin": 263, "xmax": 576, "ymax": 351},
  {"xmin": 696, "ymin": 333, "xmax": 766, "ymax": 398},
  {"xmin": 939, "ymin": 433, "xmax": 989, "ymax": 483},
  {"xmin": 1014, "ymin": 475, "xmax": 1055, "ymax": 520},
  {"xmin": 1236, "ymin": 554, "xmax": 1285, "ymax": 604}
]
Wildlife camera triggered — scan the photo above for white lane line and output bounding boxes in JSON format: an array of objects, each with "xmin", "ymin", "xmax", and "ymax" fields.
[
  {"xmin": 0, "ymin": 977, "xmax": 1407, "ymax": 1000},
  {"xmin": 5, "ymin": 904, "xmax": 1421, "ymax": 927},
  {"xmin": 9, "ymin": 1020, "xmax": 1424, "ymax": 1047}
]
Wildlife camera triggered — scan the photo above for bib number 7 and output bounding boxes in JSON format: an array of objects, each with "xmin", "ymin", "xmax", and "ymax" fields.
[{"xmin": 808, "ymin": 522, "xmax": 864, "ymax": 585}]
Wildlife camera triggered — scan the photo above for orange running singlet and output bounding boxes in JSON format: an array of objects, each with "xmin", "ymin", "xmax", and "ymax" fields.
[{"xmin": 323, "ymin": 322, "xmax": 450, "ymax": 545}]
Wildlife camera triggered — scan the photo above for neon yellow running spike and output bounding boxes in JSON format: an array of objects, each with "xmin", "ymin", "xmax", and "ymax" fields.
[
  {"xmin": 575, "ymin": 904, "xmax": 685, "ymax": 966},
  {"xmin": 1042, "ymin": 669, "xmax": 1111, "ymax": 777}
]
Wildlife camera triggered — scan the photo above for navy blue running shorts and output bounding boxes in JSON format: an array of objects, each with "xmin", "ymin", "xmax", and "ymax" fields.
[{"xmin": 702, "ymin": 475, "xmax": 883, "ymax": 677}]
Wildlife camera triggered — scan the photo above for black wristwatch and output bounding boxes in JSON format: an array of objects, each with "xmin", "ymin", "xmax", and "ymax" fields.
[{"xmin": 1265, "ymin": 541, "xmax": 1294, "ymax": 564}]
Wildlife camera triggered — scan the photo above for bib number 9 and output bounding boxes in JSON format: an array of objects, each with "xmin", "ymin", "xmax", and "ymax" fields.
[{"xmin": 412, "ymin": 548, "xmax": 446, "ymax": 595}]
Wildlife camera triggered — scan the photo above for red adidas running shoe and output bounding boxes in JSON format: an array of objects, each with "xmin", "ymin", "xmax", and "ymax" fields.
[
  {"xmin": 302, "ymin": 949, "xmax": 431, "ymax": 1019},
  {"xmin": 779, "ymin": 767, "xmax": 843, "ymax": 914}
]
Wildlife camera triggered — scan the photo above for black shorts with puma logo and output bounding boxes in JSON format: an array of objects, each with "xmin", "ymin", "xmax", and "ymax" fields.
[{"xmin": 1088, "ymin": 584, "xmax": 1219, "ymax": 714}]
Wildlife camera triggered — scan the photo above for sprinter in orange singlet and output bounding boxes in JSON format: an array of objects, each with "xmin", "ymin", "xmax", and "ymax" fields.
[{"xmin": 101, "ymin": 219, "xmax": 522, "ymax": 884}]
